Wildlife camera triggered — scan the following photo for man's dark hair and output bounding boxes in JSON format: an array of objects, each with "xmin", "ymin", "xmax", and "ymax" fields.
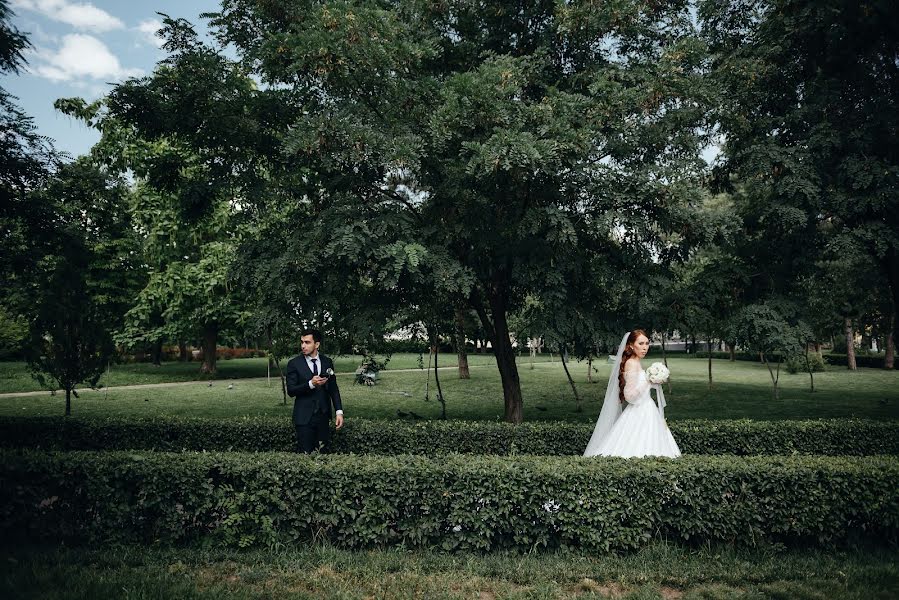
[{"xmin": 301, "ymin": 328, "xmax": 323, "ymax": 343}]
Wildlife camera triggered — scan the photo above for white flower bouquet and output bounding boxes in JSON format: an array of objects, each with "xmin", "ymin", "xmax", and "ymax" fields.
[{"xmin": 645, "ymin": 362, "xmax": 670, "ymax": 384}]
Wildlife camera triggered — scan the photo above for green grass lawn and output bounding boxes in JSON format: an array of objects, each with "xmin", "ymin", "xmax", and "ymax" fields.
[
  {"xmin": 0, "ymin": 352, "xmax": 556, "ymax": 394},
  {"xmin": 2, "ymin": 356, "xmax": 897, "ymax": 421},
  {"xmin": 2, "ymin": 542, "xmax": 896, "ymax": 600}
]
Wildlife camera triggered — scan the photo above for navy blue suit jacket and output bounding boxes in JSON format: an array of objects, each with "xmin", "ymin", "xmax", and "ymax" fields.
[{"xmin": 285, "ymin": 354, "xmax": 343, "ymax": 425}]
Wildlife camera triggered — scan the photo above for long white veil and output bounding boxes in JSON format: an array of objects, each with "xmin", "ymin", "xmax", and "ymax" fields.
[{"xmin": 583, "ymin": 332, "xmax": 629, "ymax": 457}]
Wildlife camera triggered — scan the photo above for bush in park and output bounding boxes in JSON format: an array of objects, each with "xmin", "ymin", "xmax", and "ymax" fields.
[
  {"xmin": 785, "ymin": 352, "xmax": 827, "ymax": 374},
  {"xmin": 1, "ymin": 417, "xmax": 896, "ymax": 457},
  {"xmin": 0, "ymin": 450, "xmax": 895, "ymax": 552}
]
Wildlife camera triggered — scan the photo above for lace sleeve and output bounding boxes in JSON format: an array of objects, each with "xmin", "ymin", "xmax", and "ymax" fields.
[{"xmin": 623, "ymin": 368, "xmax": 650, "ymax": 404}]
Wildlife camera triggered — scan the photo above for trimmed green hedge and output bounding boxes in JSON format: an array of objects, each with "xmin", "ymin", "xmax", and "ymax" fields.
[
  {"xmin": 692, "ymin": 351, "xmax": 778, "ymax": 362},
  {"xmin": 824, "ymin": 353, "xmax": 889, "ymax": 369},
  {"xmin": 1, "ymin": 450, "xmax": 895, "ymax": 551},
  {"xmin": 681, "ymin": 351, "xmax": 891, "ymax": 370},
  {"xmin": 1, "ymin": 416, "xmax": 897, "ymax": 456}
]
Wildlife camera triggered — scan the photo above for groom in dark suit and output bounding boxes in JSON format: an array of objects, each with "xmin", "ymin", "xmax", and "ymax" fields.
[{"xmin": 285, "ymin": 328, "xmax": 344, "ymax": 453}]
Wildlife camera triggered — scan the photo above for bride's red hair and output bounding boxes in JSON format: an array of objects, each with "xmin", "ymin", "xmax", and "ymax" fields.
[{"xmin": 618, "ymin": 329, "xmax": 648, "ymax": 404}]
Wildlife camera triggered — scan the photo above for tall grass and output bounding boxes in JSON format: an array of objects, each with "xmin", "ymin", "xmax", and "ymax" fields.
[{"xmin": 2, "ymin": 542, "xmax": 896, "ymax": 600}]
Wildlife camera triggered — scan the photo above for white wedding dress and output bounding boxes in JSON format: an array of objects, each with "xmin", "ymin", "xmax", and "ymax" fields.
[{"xmin": 583, "ymin": 348, "xmax": 681, "ymax": 458}]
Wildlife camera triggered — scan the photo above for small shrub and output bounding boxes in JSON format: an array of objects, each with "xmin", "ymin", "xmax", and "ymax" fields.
[{"xmin": 785, "ymin": 352, "xmax": 826, "ymax": 374}]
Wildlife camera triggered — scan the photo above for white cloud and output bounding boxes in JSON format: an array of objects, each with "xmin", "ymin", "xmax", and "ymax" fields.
[
  {"xmin": 135, "ymin": 19, "xmax": 164, "ymax": 48},
  {"xmin": 31, "ymin": 33, "xmax": 142, "ymax": 82},
  {"xmin": 12, "ymin": 0, "xmax": 125, "ymax": 32}
]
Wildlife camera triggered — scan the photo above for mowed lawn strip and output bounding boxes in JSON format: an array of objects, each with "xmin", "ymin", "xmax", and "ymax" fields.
[
  {"xmin": 1, "ymin": 542, "xmax": 896, "ymax": 600},
  {"xmin": 0, "ymin": 353, "xmax": 553, "ymax": 394},
  {"xmin": 1, "ymin": 356, "xmax": 897, "ymax": 421}
]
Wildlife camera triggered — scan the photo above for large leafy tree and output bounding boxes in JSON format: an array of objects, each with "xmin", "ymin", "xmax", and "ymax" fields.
[
  {"xmin": 701, "ymin": 0, "xmax": 899, "ymax": 343},
  {"xmin": 729, "ymin": 302, "xmax": 802, "ymax": 400},
  {"xmin": 58, "ymin": 17, "xmax": 277, "ymax": 373},
  {"xmin": 669, "ymin": 193, "xmax": 747, "ymax": 385},
  {"xmin": 209, "ymin": 0, "xmax": 709, "ymax": 422},
  {"xmin": 2, "ymin": 1, "xmax": 138, "ymax": 409},
  {"xmin": 117, "ymin": 181, "xmax": 248, "ymax": 373},
  {"xmin": 802, "ymin": 234, "xmax": 885, "ymax": 369},
  {"xmin": 0, "ymin": 0, "xmax": 55, "ymax": 202},
  {"xmin": 25, "ymin": 160, "xmax": 140, "ymax": 415},
  {"xmin": 0, "ymin": 0, "xmax": 58, "ymax": 349}
]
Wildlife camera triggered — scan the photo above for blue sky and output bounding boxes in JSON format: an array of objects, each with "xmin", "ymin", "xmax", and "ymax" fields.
[{"xmin": 4, "ymin": 0, "xmax": 221, "ymax": 157}]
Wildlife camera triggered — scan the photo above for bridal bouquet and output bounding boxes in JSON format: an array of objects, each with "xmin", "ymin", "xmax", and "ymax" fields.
[{"xmin": 645, "ymin": 362, "xmax": 670, "ymax": 384}]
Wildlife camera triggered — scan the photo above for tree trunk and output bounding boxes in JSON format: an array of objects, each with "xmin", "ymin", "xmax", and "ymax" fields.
[
  {"xmin": 64, "ymin": 386, "xmax": 72, "ymax": 416},
  {"xmin": 727, "ymin": 342, "xmax": 736, "ymax": 361},
  {"xmin": 178, "ymin": 341, "xmax": 189, "ymax": 362},
  {"xmin": 201, "ymin": 322, "xmax": 219, "ymax": 374},
  {"xmin": 886, "ymin": 313, "xmax": 895, "ymax": 370},
  {"xmin": 475, "ymin": 292, "xmax": 523, "ymax": 424},
  {"xmin": 845, "ymin": 317, "xmax": 857, "ymax": 371},
  {"xmin": 560, "ymin": 342, "xmax": 582, "ymax": 412},
  {"xmin": 265, "ymin": 326, "xmax": 287, "ymax": 404},
  {"xmin": 886, "ymin": 250, "xmax": 899, "ymax": 349},
  {"xmin": 273, "ymin": 356, "xmax": 287, "ymax": 404},
  {"xmin": 707, "ymin": 338, "xmax": 713, "ymax": 389},
  {"xmin": 151, "ymin": 339, "xmax": 163, "ymax": 366},
  {"xmin": 587, "ymin": 356, "xmax": 593, "ymax": 382},
  {"xmin": 761, "ymin": 353, "xmax": 780, "ymax": 400},
  {"xmin": 424, "ymin": 343, "xmax": 433, "ymax": 401},
  {"xmin": 454, "ymin": 307, "xmax": 470, "ymax": 379},
  {"xmin": 803, "ymin": 343, "xmax": 815, "ymax": 393},
  {"xmin": 434, "ymin": 333, "xmax": 446, "ymax": 420},
  {"xmin": 660, "ymin": 335, "xmax": 672, "ymax": 396}
]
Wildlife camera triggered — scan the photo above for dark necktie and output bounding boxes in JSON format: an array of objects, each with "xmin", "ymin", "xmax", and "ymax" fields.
[{"xmin": 311, "ymin": 358, "xmax": 318, "ymax": 376}]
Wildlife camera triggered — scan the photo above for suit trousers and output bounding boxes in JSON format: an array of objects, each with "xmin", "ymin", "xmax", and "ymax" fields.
[{"xmin": 295, "ymin": 412, "xmax": 330, "ymax": 454}]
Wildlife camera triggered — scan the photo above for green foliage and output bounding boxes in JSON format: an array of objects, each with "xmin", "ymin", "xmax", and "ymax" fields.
[
  {"xmin": 1, "ymin": 450, "xmax": 896, "ymax": 551},
  {"xmin": 0, "ymin": 304, "xmax": 26, "ymax": 359},
  {"xmin": 730, "ymin": 305, "xmax": 801, "ymax": 359},
  {"xmin": 700, "ymin": 0, "xmax": 899, "ymax": 342},
  {"xmin": 0, "ymin": 0, "xmax": 56, "ymax": 200},
  {"xmin": 785, "ymin": 352, "xmax": 826, "ymax": 375},
  {"xmin": 353, "ymin": 352, "xmax": 390, "ymax": 386},
  {"xmin": 728, "ymin": 303, "xmax": 806, "ymax": 397},
  {"xmin": 55, "ymin": 18, "xmax": 268, "ymax": 374},
  {"xmin": 1, "ymin": 416, "xmax": 896, "ymax": 457},
  {"xmin": 824, "ymin": 354, "xmax": 888, "ymax": 370},
  {"xmin": 206, "ymin": 0, "xmax": 714, "ymax": 423},
  {"xmin": 0, "ymin": 1, "xmax": 59, "ymax": 350},
  {"xmin": 21, "ymin": 160, "xmax": 140, "ymax": 414}
]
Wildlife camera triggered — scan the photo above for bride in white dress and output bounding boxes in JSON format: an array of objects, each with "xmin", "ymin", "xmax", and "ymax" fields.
[{"xmin": 583, "ymin": 330, "xmax": 681, "ymax": 458}]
